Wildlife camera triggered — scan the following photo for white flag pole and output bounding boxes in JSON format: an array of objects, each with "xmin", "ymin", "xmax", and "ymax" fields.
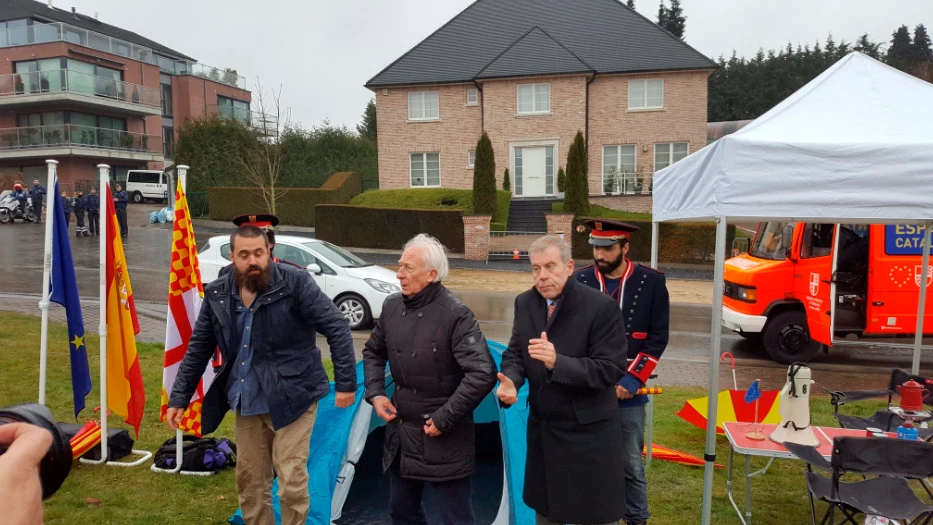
[
  {"xmin": 83, "ymin": 164, "xmax": 111, "ymax": 465},
  {"xmin": 38, "ymin": 159, "xmax": 58, "ymax": 405},
  {"xmin": 151, "ymin": 164, "xmax": 211, "ymax": 476}
]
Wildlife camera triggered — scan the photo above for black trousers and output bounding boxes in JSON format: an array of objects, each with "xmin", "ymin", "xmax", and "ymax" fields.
[
  {"xmin": 74, "ymin": 209, "xmax": 86, "ymax": 235},
  {"xmin": 64, "ymin": 211, "xmax": 70, "ymax": 228},
  {"xmin": 389, "ymin": 460, "xmax": 475, "ymax": 525},
  {"xmin": 33, "ymin": 199, "xmax": 42, "ymax": 223},
  {"xmin": 87, "ymin": 210, "xmax": 99, "ymax": 235},
  {"xmin": 115, "ymin": 207, "xmax": 128, "ymax": 237}
]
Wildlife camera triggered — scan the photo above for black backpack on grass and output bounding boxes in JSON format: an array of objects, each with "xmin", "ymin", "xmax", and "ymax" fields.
[{"xmin": 153, "ymin": 435, "xmax": 237, "ymax": 472}]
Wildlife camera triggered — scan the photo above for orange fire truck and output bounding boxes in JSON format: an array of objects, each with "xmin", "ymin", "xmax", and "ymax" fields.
[{"xmin": 722, "ymin": 222, "xmax": 933, "ymax": 363}]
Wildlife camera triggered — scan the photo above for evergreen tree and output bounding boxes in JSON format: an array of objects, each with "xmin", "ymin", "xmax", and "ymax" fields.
[
  {"xmin": 854, "ymin": 34, "xmax": 882, "ymax": 59},
  {"xmin": 557, "ymin": 167, "xmax": 566, "ymax": 193},
  {"xmin": 626, "ymin": 0, "xmax": 635, "ymax": 9},
  {"xmin": 503, "ymin": 168, "xmax": 511, "ymax": 192},
  {"xmin": 472, "ymin": 133, "xmax": 497, "ymax": 216},
  {"xmin": 656, "ymin": 1, "xmax": 667, "ymax": 28},
  {"xmin": 912, "ymin": 24, "xmax": 933, "ymax": 63},
  {"xmin": 662, "ymin": 0, "xmax": 686, "ymax": 40},
  {"xmin": 356, "ymin": 98, "xmax": 377, "ymax": 141},
  {"xmin": 887, "ymin": 25, "xmax": 913, "ymax": 71},
  {"xmin": 563, "ymin": 132, "xmax": 590, "ymax": 216}
]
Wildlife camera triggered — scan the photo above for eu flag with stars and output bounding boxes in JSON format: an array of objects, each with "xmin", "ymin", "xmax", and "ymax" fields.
[
  {"xmin": 744, "ymin": 380, "xmax": 761, "ymax": 404},
  {"xmin": 49, "ymin": 180, "xmax": 92, "ymax": 417}
]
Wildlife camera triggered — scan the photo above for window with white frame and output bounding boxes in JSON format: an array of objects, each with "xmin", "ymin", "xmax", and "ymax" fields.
[
  {"xmin": 408, "ymin": 91, "xmax": 439, "ymax": 120},
  {"xmin": 517, "ymin": 83, "xmax": 550, "ymax": 114},
  {"xmin": 466, "ymin": 88, "xmax": 478, "ymax": 106},
  {"xmin": 468, "ymin": 150, "xmax": 476, "ymax": 168},
  {"xmin": 602, "ymin": 145, "xmax": 637, "ymax": 194},
  {"xmin": 655, "ymin": 143, "xmax": 689, "ymax": 171},
  {"xmin": 410, "ymin": 152, "xmax": 440, "ymax": 187},
  {"xmin": 628, "ymin": 79, "xmax": 664, "ymax": 110}
]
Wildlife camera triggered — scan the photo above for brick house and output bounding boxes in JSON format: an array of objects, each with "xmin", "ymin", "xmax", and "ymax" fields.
[
  {"xmin": 366, "ymin": 0, "xmax": 716, "ymax": 217},
  {"xmin": 0, "ymin": 0, "xmax": 256, "ymax": 191}
]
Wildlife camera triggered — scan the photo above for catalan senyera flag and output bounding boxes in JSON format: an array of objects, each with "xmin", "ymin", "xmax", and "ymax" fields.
[
  {"xmin": 105, "ymin": 185, "xmax": 145, "ymax": 437},
  {"xmin": 159, "ymin": 180, "xmax": 216, "ymax": 437}
]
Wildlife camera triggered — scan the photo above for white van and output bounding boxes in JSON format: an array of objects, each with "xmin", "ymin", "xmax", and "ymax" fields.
[{"xmin": 125, "ymin": 170, "xmax": 168, "ymax": 203}]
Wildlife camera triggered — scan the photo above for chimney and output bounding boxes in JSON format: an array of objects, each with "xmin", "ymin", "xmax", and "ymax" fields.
[{"xmin": 94, "ymin": 12, "xmax": 98, "ymax": 19}]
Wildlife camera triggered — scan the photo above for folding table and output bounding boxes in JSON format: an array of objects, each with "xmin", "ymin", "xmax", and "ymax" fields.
[{"xmin": 722, "ymin": 422, "xmax": 892, "ymax": 525}]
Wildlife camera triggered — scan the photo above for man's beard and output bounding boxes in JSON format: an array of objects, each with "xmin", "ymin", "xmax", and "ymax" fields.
[
  {"xmin": 234, "ymin": 263, "xmax": 271, "ymax": 294},
  {"xmin": 595, "ymin": 251, "xmax": 625, "ymax": 275}
]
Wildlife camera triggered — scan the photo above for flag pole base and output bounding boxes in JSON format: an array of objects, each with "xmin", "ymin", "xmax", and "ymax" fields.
[
  {"xmin": 80, "ymin": 449, "xmax": 152, "ymax": 467},
  {"xmin": 150, "ymin": 464, "xmax": 218, "ymax": 476}
]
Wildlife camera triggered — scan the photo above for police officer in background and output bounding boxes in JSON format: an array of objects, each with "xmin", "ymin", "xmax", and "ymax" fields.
[
  {"xmin": 29, "ymin": 179, "xmax": 45, "ymax": 224},
  {"xmin": 60, "ymin": 190, "xmax": 73, "ymax": 229},
  {"xmin": 73, "ymin": 190, "xmax": 88, "ymax": 237},
  {"xmin": 86, "ymin": 187, "xmax": 100, "ymax": 236},
  {"xmin": 112, "ymin": 183, "xmax": 129, "ymax": 239},
  {"xmin": 231, "ymin": 214, "xmax": 303, "ymax": 269},
  {"xmin": 574, "ymin": 219, "xmax": 670, "ymax": 525}
]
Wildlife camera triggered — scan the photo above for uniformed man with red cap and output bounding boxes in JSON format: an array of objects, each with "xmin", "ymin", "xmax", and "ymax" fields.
[
  {"xmin": 230, "ymin": 213, "xmax": 302, "ymax": 269},
  {"xmin": 573, "ymin": 219, "xmax": 669, "ymax": 525}
]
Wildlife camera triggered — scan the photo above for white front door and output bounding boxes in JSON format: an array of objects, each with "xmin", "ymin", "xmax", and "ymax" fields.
[{"xmin": 520, "ymin": 147, "xmax": 547, "ymax": 197}]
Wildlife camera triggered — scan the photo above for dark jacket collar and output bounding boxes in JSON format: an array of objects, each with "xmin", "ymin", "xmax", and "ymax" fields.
[{"xmin": 402, "ymin": 281, "xmax": 445, "ymax": 310}]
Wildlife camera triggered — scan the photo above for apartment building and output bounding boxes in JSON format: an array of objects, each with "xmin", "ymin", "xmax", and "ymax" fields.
[{"xmin": 0, "ymin": 0, "xmax": 254, "ymax": 190}]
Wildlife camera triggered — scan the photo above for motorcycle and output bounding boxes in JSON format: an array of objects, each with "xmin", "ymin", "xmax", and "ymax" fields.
[{"xmin": 0, "ymin": 191, "xmax": 36, "ymax": 224}]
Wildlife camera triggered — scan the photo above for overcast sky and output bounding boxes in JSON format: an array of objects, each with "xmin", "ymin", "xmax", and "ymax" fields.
[{"xmin": 61, "ymin": 0, "xmax": 933, "ymax": 129}]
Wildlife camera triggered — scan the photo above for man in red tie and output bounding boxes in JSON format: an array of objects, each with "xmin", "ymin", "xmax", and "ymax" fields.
[{"xmin": 497, "ymin": 235, "xmax": 629, "ymax": 525}]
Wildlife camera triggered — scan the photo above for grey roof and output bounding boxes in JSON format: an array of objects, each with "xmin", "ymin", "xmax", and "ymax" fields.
[
  {"xmin": 0, "ymin": 0, "xmax": 195, "ymax": 61},
  {"xmin": 367, "ymin": 0, "xmax": 716, "ymax": 87},
  {"xmin": 476, "ymin": 26, "xmax": 593, "ymax": 79}
]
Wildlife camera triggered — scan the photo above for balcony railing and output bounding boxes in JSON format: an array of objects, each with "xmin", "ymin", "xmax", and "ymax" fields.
[
  {"xmin": 0, "ymin": 69, "xmax": 161, "ymax": 109},
  {"xmin": 0, "ymin": 21, "xmax": 157, "ymax": 65},
  {"xmin": 207, "ymin": 104, "xmax": 279, "ymax": 136},
  {"xmin": 602, "ymin": 171, "xmax": 653, "ymax": 195},
  {"xmin": 0, "ymin": 21, "xmax": 247, "ymax": 89},
  {"xmin": 0, "ymin": 124, "xmax": 161, "ymax": 154}
]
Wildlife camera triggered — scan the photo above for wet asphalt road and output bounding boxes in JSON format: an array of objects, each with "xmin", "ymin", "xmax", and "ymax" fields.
[{"xmin": 1, "ymin": 203, "xmax": 930, "ymax": 376}]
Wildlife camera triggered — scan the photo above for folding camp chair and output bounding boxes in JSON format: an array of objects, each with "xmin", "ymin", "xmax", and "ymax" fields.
[
  {"xmin": 825, "ymin": 369, "xmax": 933, "ymax": 439},
  {"xmin": 785, "ymin": 437, "xmax": 933, "ymax": 525}
]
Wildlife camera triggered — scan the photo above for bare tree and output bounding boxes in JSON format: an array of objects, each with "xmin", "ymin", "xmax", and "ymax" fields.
[{"xmin": 237, "ymin": 79, "xmax": 292, "ymax": 215}]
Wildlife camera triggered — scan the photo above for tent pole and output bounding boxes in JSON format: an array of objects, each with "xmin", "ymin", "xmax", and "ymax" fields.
[
  {"xmin": 651, "ymin": 221, "xmax": 659, "ymax": 270},
  {"xmin": 911, "ymin": 221, "xmax": 932, "ymax": 375},
  {"xmin": 701, "ymin": 216, "xmax": 727, "ymax": 525}
]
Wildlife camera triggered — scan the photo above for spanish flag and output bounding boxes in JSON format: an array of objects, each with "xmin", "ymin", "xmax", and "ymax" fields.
[
  {"xmin": 159, "ymin": 180, "xmax": 217, "ymax": 437},
  {"xmin": 105, "ymin": 185, "xmax": 145, "ymax": 437}
]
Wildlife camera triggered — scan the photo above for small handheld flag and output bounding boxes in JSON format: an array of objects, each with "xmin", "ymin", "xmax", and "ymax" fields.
[
  {"xmin": 744, "ymin": 380, "xmax": 761, "ymax": 404},
  {"xmin": 744, "ymin": 379, "xmax": 765, "ymax": 440}
]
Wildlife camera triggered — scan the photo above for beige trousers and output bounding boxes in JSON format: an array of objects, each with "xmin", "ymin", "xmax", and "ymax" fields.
[{"xmin": 234, "ymin": 403, "xmax": 318, "ymax": 525}]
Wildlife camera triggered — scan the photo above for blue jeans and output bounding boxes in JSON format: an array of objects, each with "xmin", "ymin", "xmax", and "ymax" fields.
[{"xmin": 619, "ymin": 404, "xmax": 649, "ymax": 523}]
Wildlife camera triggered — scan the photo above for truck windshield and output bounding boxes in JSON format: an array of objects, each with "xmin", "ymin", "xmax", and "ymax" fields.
[{"xmin": 750, "ymin": 222, "xmax": 790, "ymax": 261}]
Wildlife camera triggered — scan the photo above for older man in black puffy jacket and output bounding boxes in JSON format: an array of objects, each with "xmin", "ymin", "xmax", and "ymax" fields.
[{"xmin": 363, "ymin": 233, "xmax": 497, "ymax": 525}]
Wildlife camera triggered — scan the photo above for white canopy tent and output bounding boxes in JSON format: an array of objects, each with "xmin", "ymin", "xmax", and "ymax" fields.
[{"xmin": 651, "ymin": 52, "xmax": 933, "ymax": 524}]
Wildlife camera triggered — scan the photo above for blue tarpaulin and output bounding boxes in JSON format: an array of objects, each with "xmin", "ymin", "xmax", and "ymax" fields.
[{"xmin": 230, "ymin": 343, "xmax": 534, "ymax": 525}]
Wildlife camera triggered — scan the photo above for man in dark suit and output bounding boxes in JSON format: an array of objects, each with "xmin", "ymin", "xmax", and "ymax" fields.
[
  {"xmin": 497, "ymin": 235, "xmax": 628, "ymax": 525},
  {"xmin": 574, "ymin": 219, "xmax": 670, "ymax": 525}
]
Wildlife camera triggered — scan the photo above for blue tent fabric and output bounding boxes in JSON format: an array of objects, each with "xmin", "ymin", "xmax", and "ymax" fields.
[
  {"xmin": 230, "ymin": 361, "xmax": 367, "ymax": 525},
  {"xmin": 230, "ymin": 345, "xmax": 535, "ymax": 525}
]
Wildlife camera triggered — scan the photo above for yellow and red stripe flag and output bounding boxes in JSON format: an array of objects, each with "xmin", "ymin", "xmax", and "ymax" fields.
[
  {"xmin": 105, "ymin": 185, "xmax": 145, "ymax": 437},
  {"xmin": 159, "ymin": 180, "xmax": 216, "ymax": 437}
]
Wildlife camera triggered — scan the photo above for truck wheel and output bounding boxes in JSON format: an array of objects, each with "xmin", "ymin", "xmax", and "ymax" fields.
[
  {"xmin": 762, "ymin": 310, "xmax": 821, "ymax": 364},
  {"xmin": 132, "ymin": 191, "xmax": 144, "ymax": 203}
]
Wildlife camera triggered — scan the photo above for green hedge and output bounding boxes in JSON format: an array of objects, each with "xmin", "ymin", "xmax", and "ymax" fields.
[
  {"xmin": 350, "ymin": 189, "xmax": 511, "ymax": 226},
  {"xmin": 315, "ymin": 205, "xmax": 465, "ymax": 252},
  {"xmin": 571, "ymin": 218, "xmax": 736, "ymax": 265},
  {"xmin": 207, "ymin": 172, "xmax": 362, "ymax": 226}
]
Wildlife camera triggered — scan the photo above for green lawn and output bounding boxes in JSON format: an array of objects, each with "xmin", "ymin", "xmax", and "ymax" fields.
[
  {"xmin": 0, "ymin": 312, "xmax": 893, "ymax": 524},
  {"xmin": 552, "ymin": 202, "xmax": 653, "ymax": 221},
  {"xmin": 350, "ymin": 189, "xmax": 512, "ymax": 230}
]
